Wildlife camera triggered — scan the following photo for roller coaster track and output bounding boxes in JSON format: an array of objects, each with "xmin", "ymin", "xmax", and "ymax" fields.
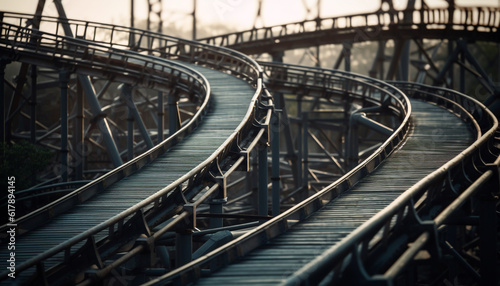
[
  {"xmin": 1, "ymin": 4, "xmax": 500, "ymax": 286},
  {"xmin": 201, "ymin": 6, "xmax": 500, "ymax": 54}
]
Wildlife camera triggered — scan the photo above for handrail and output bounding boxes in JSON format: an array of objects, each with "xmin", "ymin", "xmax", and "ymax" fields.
[
  {"xmin": 144, "ymin": 64, "xmax": 412, "ymax": 285},
  {"xmin": 197, "ymin": 6, "xmax": 500, "ymax": 53},
  {"xmin": 0, "ymin": 12, "xmax": 268, "ymax": 281},
  {"xmin": 283, "ymin": 82, "xmax": 498, "ymax": 286},
  {"xmin": 261, "ymin": 62, "xmax": 409, "ymax": 118},
  {"xmin": 0, "ymin": 11, "xmax": 262, "ymax": 82},
  {"xmin": 0, "ymin": 20, "xmax": 210, "ymax": 235}
]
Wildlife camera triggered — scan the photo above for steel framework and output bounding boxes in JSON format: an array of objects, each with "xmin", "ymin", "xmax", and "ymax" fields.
[{"xmin": 0, "ymin": 0, "xmax": 499, "ymax": 285}]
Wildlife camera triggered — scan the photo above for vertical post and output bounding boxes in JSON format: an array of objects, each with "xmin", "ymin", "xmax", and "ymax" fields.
[
  {"xmin": 0, "ymin": 59, "xmax": 7, "ymax": 144},
  {"xmin": 130, "ymin": 0, "xmax": 135, "ymax": 28},
  {"xmin": 80, "ymin": 75, "xmax": 123, "ymax": 167},
  {"xmin": 398, "ymin": 41, "xmax": 410, "ymax": 81},
  {"xmin": 210, "ymin": 178, "xmax": 226, "ymax": 228},
  {"xmin": 346, "ymin": 113, "xmax": 360, "ymax": 170},
  {"xmin": 271, "ymin": 98, "xmax": 281, "ymax": 217},
  {"xmin": 157, "ymin": 91, "xmax": 164, "ymax": 143},
  {"xmin": 258, "ymin": 141, "xmax": 268, "ymax": 218},
  {"xmin": 30, "ymin": 65, "xmax": 37, "ymax": 144},
  {"xmin": 168, "ymin": 91, "xmax": 180, "ymax": 136},
  {"xmin": 302, "ymin": 112, "xmax": 309, "ymax": 189},
  {"xmin": 53, "ymin": 2, "xmax": 123, "ymax": 167},
  {"xmin": 121, "ymin": 84, "xmax": 154, "ymax": 149},
  {"xmin": 60, "ymin": 70, "xmax": 69, "ymax": 182},
  {"xmin": 129, "ymin": 0, "xmax": 135, "ymax": 46},
  {"xmin": 270, "ymin": 53, "xmax": 300, "ymax": 189},
  {"xmin": 343, "ymin": 42, "xmax": 352, "ymax": 72},
  {"xmin": 73, "ymin": 80, "xmax": 84, "ymax": 180},
  {"xmin": 377, "ymin": 41, "xmax": 385, "ymax": 79},
  {"xmin": 192, "ymin": 0, "xmax": 197, "ymax": 40},
  {"xmin": 175, "ymin": 230, "xmax": 193, "ymax": 267},
  {"xmin": 459, "ymin": 50, "xmax": 465, "ymax": 93},
  {"xmin": 447, "ymin": 40, "xmax": 454, "ymax": 89},
  {"xmin": 127, "ymin": 100, "xmax": 135, "ymax": 161},
  {"xmin": 296, "ymin": 97, "xmax": 303, "ymax": 188},
  {"xmin": 369, "ymin": 41, "xmax": 386, "ymax": 79},
  {"xmin": 315, "ymin": 0, "xmax": 321, "ymax": 67},
  {"xmin": 210, "ymin": 198, "xmax": 226, "ymax": 228},
  {"xmin": 209, "ymin": 202, "xmax": 224, "ymax": 228}
]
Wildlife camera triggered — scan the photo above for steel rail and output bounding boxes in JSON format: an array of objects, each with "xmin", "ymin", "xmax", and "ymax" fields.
[
  {"xmin": 0, "ymin": 12, "xmax": 270, "ymax": 282},
  {"xmin": 0, "ymin": 12, "xmax": 263, "ymax": 84},
  {"xmin": 198, "ymin": 6, "xmax": 500, "ymax": 54},
  {"xmin": 0, "ymin": 21, "xmax": 211, "ymax": 281},
  {"xmin": 283, "ymin": 82, "xmax": 498, "ymax": 286},
  {"xmin": 261, "ymin": 62, "xmax": 409, "ymax": 118},
  {"xmin": 143, "ymin": 65, "xmax": 411, "ymax": 286},
  {"xmin": 0, "ymin": 21, "xmax": 210, "ymax": 235}
]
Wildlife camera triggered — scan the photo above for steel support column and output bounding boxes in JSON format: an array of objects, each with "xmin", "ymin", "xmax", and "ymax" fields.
[
  {"xmin": 30, "ymin": 65, "xmax": 37, "ymax": 144},
  {"xmin": 302, "ymin": 112, "xmax": 309, "ymax": 189},
  {"xmin": 271, "ymin": 96, "xmax": 281, "ymax": 216},
  {"xmin": 386, "ymin": 40, "xmax": 405, "ymax": 81},
  {"xmin": 157, "ymin": 91, "xmax": 164, "ymax": 143},
  {"xmin": 258, "ymin": 142, "xmax": 268, "ymax": 217},
  {"xmin": 0, "ymin": 59, "xmax": 7, "ymax": 144},
  {"xmin": 334, "ymin": 42, "xmax": 352, "ymax": 72},
  {"xmin": 270, "ymin": 52, "xmax": 300, "ymax": 190},
  {"xmin": 398, "ymin": 40, "xmax": 410, "ymax": 81},
  {"xmin": 60, "ymin": 70, "xmax": 69, "ymax": 182},
  {"xmin": 479, "ymin": 192, "xmax": 498, "ymax": 285},
  {"xmin": 297, "ymin": 98, "xmax": 303, "ymax": 189},
  {"xmin": 168, "ymin": 91, "xmax": 180, "ymax": 137},
  {"xmin": 54, "ymin": 0, "xmax": 123, "ymax": 167},
  {"xmin": 127, "ymin": 98, "xmax": 135, "ymax": 161},
  {"xmin": 460, "ymin": 48, "xmax": 465, "ymax": 93},
  {"xmin": 343, "ymin": 42, "xmax": 352, "ymax": 72},
  {"xmin": 175, "ymin": 230, "xmax": 193, "ymax": 267},
  {"xmin": 210, "ymin": 176, "xmax": 227, "ymax": 229},
  {"xmin": 121, "ymin": 84, "xmax": 154, "ymax": 150},
  {"xmin": 80, "ymin": 76, "xmax": 123, "ymax": 167},
  {"xmin": 369, "ymin": 41, "xmax": 386, "ymax": 79},
  {"xmin": 346, "ymin": 113, "xmax": 360, "ymax": 170},
  {"xmin": 209, "ymin": 199, "xmax": 225, "ymax": 228},
  {"xmin": 73, "ymin": 80, "xmax": 84, "ymax": 180},
  {"xmin": 449, "ymin": 40, "xmax": 456, "ymax": 89}
]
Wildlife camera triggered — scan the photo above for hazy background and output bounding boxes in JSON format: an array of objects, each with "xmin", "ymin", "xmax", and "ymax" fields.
[{"xmin": 1, "ymin": 0, "xmax": 498, "ymax": 38}]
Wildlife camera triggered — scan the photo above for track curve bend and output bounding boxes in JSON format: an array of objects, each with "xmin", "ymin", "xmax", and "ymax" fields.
[
  {"xmin": 0, "ymin": 12, "xmax": 271, "ymax": 284},
  {"xmin": 0, "ymin": 5, "xmax": 499, "ymax": 286}
]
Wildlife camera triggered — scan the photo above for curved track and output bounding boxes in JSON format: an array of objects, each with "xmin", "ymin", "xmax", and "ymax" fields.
[{"xmin": 1, "ymin": 5, "xmax": 499, "ymax": 286}]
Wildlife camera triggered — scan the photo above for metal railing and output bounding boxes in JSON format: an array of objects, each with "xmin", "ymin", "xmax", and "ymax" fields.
[
  {"xmin": 0, "ymin": 16, "xmax": 210, "ymax": 230},
  {"xmin": 144, "ymin": 64, "xmax": 412, "ymax": 286},
  {"xmin": 0, "ymin": 12, "xmax": 271, "ymax": 283},
  {"xmin": 283, "ymin": 82, "xmax": 499, "ymax": 285},
  {"xmin": 198, "ymin": 6, "xmax": 500, "ymax": 52}
]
